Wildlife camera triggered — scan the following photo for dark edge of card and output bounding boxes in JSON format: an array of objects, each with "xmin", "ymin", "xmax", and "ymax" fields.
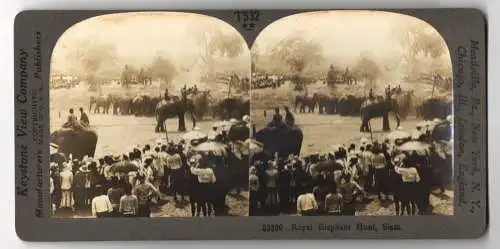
[{"xmin": 14, "ymin": 8, "xmax": 488, "ymax": 241}]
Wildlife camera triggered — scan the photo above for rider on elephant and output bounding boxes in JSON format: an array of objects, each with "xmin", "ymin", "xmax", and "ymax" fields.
[
  {"xmin": 164, "ymin": 89, "xmax": 171, "ymax": 102},
  {"xmin": 284, "ymin": 106, "xmax": 295, "ymax": 127},
  {"xmin": 181, "ymin": 85, "xmax": 188, "ymax": 98},
  {"xmin": 269, "ymin": 107, "xmax": 284, "ymax": 128},
  {"xmin": 385, "ymin": 85, "xmax": 392, "ymax": 99},
  {"xmin": 79, "ymin": 107, "xmax": 89, "ymax": 127},
  {"xmin": 368, "ymin": 88, "xmax": 375, "ymax": 101},
  {"xmin": 192, "ymin": 84, "xmax": 198, "ymax": 95},
  {"xmin": 62, "ymin": 108, "xmax": 80, "ymax": 129}
]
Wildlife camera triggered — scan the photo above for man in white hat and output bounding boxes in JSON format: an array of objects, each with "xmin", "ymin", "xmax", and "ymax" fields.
[{"xmin": 242, "ymin": 114, "xmax": 254, "ymax": 138}]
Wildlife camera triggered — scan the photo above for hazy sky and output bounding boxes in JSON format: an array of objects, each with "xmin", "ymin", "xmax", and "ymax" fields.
[
  {"xmin": 51, "ymin": 12, "xmax": 251, "ymax": 73},
  {"xmin": 51, "ymin": 11, "xmax": 450, "ymax": 79},
  {"xmin": 253, "ymin": 10, "xmax": 449, "ymax": 64}
]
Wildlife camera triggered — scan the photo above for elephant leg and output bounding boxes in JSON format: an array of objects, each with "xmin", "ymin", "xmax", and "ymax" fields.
[
  {"xmin": 382, "ymin": 114, "xmax": 390, "ymax": 131},
  {"xmin": 190, "ymin": 112, "xmax": 197, "ymax": 130},
  {"xmin": 155, "ymin": 117, "xmax": 163, "ymax": 133},
  {"xmin": 178, "ymin": 112, "xmax": 187, "ymax": 132},
  {"xmin": 155, "ymin": 122, "xmax": 160, "ymax": 133},
  {"xmin": 360, "ymin": 118, "xmax": 366, "ymax": 132}
]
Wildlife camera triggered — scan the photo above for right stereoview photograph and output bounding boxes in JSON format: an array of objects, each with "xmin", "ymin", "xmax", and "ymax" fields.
[{"xmin": 248, "ymin": 10, "xmax": 453, "ymax": 217}]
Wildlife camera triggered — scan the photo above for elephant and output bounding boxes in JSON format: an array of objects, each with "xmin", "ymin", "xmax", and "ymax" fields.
[
  {"xmin": 359, "ymin": 97, "xmax": 401, "ymax": 132},
  {"xmin": 190, "ymin": 91, "xmax": 211, "ymax": 120},
  {"xmin": 227, "ymin": 121, "xmax": 251, "ymax": 142},
  {"xmin": 131, "ymin": 94, "xmax": 157, "ymax": 116},
  {"xmin": 212, "ymin": 98, "xmax": 250, "ymax": 120},
  {"xmin": 117, "ymin": 96, "xmax": 134, "ymax": 115},
  {"xmin": 155, "ymin": 98, "xmax": 196, "ymax": 133},
  {"xmin": 294, "ymin": 95, "xmax": 317, "ymax": 113},
  {"xmin": 50, "ymin": 128, "xmax": 98, "ymax": 161},
  {"xmin": 89, "ymin": 95, "xmax": 111, "ymax": 114},
  {"xmin": 416, "ymin": 97, "xmax": 452, "ymax": 121},
  {"xmin": 391, "ymin": 90, "xmax": 414, "ymax": 120},
  {"xmin": 431, "ymin": 120, "xmax": 452, "ymax": 141},
  {"xmin": 336, "ymin": 94, "xmax": 363, "ymax": 116},
  {"xmin": 254, "ymin": 125, "xmax": 304, "ymax": 159},
  {"xmin": 107, "ymin": 94, "xmax": 127, "ymax": 115},
  {"xmin": 315, "ymin": 93, "xmax": 338, "ymax": 115}
]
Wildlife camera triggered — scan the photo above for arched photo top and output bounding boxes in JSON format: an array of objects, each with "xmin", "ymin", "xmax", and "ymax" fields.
[
  {"xmin": 50, "ymin": 11, "xmax": 251, "ymax": 93},
  {"xmin": 251, "ymin": 10, "xmax": 453, "ymax": 96}
]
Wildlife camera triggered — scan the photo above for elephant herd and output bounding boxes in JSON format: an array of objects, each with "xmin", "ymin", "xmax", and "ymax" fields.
[
  {"xmin": 294, "ymin": 91, "xmax": 451, "ymax": 120},
  {"xmin": 88, "ymin": 91, "xmax": 250, "ymax": 119},
  {"xmin": 89, "ymin": 94, "xmax": 179, "ymax": 117},
  {"xmin": 294, "ymin": 93, "xmax": 365, "ymax": 116},
  {"xmin": 293, "ymin": 90, "xmax": 452, "ymax": 132}
]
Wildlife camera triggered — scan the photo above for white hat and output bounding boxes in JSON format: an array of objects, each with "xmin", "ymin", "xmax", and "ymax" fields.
[
  {"xmin": 242, "ymin": 115, "xmax": 250, "ymax": 122},
  {"xmin": 446, "ymin": 115, "xmax": 453, "ymax": 122},
  {"xmin": 360, "ymin": 137, "xmax": 368, "ymax": 144}
]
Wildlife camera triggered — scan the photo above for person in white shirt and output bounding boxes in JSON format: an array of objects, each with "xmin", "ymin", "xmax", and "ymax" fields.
[
  {"xmin": 394, "ymin": 159, "xmax": 421, "ymax": 216},
  {"xmin": 91, "ymin": 188, "xmax": 113, "ymax": 218},
  {"xmin": 297, "ymin": 190, "xmax": 318, "ymax": 216},
  {"xmin": 167, "ymin": 151, "xmax": 185, "ymax": 202},
  {"xmin": 59, "ymin": 165, "xmax": 74, "ymax": 209},
  {"xmin": 372, "ymin": 147, "xmax": 388, "ymax": 200},
  {"xmin": 190, "ymin": 163, "xmax": 216, "ymax": 217},
  {"xmin": 359, "ymin": 145, "xmax": 374, "ymax": 191}
]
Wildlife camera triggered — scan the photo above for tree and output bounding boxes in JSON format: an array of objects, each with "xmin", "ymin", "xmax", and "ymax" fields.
[
  {"xmin": 194, "ymin": 24, "xmax": 246, "ymax": 78},
  {"xmin": 270, "ymin": 36, "xmax": 323, "ymax": 74},
  {"xmin": 66, "ymin": 39, "xmax": 118, "ymax": 91},
  {"xmin": 393, "ymin": 20, "xmax": 447, "ymax": 77},
  {"xmin": 146, "ymin": 55, "xmax": 178, "ymax": 88},
  {"xmin": 354, "ymin": 51, "xmax": 382, "ymax": 92},
  {"xmin": 268, "ymin": 35, "xmax": 323, "ymax": 89}
]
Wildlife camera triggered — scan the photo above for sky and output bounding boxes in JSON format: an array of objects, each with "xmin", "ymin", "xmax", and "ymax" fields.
[
  {"xmin": 253, "ymin": 10, "xmax": 451, "ymax": 68},
  {"xmin": 50, "ymin": 11, "xmax": 452, "ymax": 82},
  {"xmin": 51, "ymin": 12, "xmax": 251, "ymax": 76}
]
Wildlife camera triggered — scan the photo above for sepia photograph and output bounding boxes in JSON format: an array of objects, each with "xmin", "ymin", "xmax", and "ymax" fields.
[
  {"xmin": 49, "ymin": 12, "xmax": 252, "ymax": 218},
  {"xmin": 248, "ymin": 11, "xmax": 453, "ymax": 217}
]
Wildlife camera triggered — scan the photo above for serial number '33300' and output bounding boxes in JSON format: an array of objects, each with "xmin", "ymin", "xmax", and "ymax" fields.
[{"xmin": 262, "ymin": 224, "xmax": 284, "ymax": 232}]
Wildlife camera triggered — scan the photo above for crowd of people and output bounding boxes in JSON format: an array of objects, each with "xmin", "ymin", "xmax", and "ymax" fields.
[
  {"xmin": 50, "ymin": 119, "xmax": 252, "ymax": 218},
  {"xmin": 248, "ymin": 117, "xmax": 452, "ymax": 216}
]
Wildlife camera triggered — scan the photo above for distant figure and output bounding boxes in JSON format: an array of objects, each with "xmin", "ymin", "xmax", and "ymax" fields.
[
  {"xmin": 79, "ymin": 107, "xmax": 89, "ymax": 127},
  {"xmin": 385, "ymin": 85, "xmax": 392, "ymax": 99},
  {"xmin": 164, "ymin": 89, "xmax": 170, "ymax": 102},
  {"xmin": 62, "ymin": 108, "xmax": 78, "ymax": 129},
  {"xmin": 368, "ymin": 88, "xmax": 375, "ymax": 100},
  {"xmin": 263, "ymin": 110, "xmax": 267, "ymax": 118},
  {"xmin": 284, "ymin": 106, "xmax": 295, "ymax": 127}
]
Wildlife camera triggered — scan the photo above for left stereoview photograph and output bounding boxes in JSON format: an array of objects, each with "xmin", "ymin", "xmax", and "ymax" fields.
[{"xmin": 49, "ymin": 12, "xmax": 251, "ymax": 218}]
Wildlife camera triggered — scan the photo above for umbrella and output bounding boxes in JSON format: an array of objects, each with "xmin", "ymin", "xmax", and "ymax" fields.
[
  {"xmin": 109, "ymin": 161, "xmax": 139, "ymax": 173},
  {"xmin": 182, "ymin": 130, "xmax": 208, "ymax": 141},
  {"xmin": 397, "ymin": 141, "xmax": 431, "ymax": 155},
  {"xmin": 386, "ymin": 130, "xmax": 411, "ymax": 141},
  {"xmin": 214, "ymin": 120, "xmax": 234, "ymax": 132},
  {"xmin": 245, "ymin": 139, "xmax": 264, "ymax": 154},
  {"xmin": 215, "ymin": 120, "xmax": 233, "ymax": 128},
  {"xmin": 433, "ymin": 141, "xmax": 452, "ymax": 159},
  {"xmin": 50, "ymin": 143, "xmax": 59, "ymax": 155},
  {"xmin": 192, "ymin": 141, "xmax": 227, "ymax": 156},
  {"xmin": 316, "ymin": 160, "xmax": 344, "ymax": 172}
]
